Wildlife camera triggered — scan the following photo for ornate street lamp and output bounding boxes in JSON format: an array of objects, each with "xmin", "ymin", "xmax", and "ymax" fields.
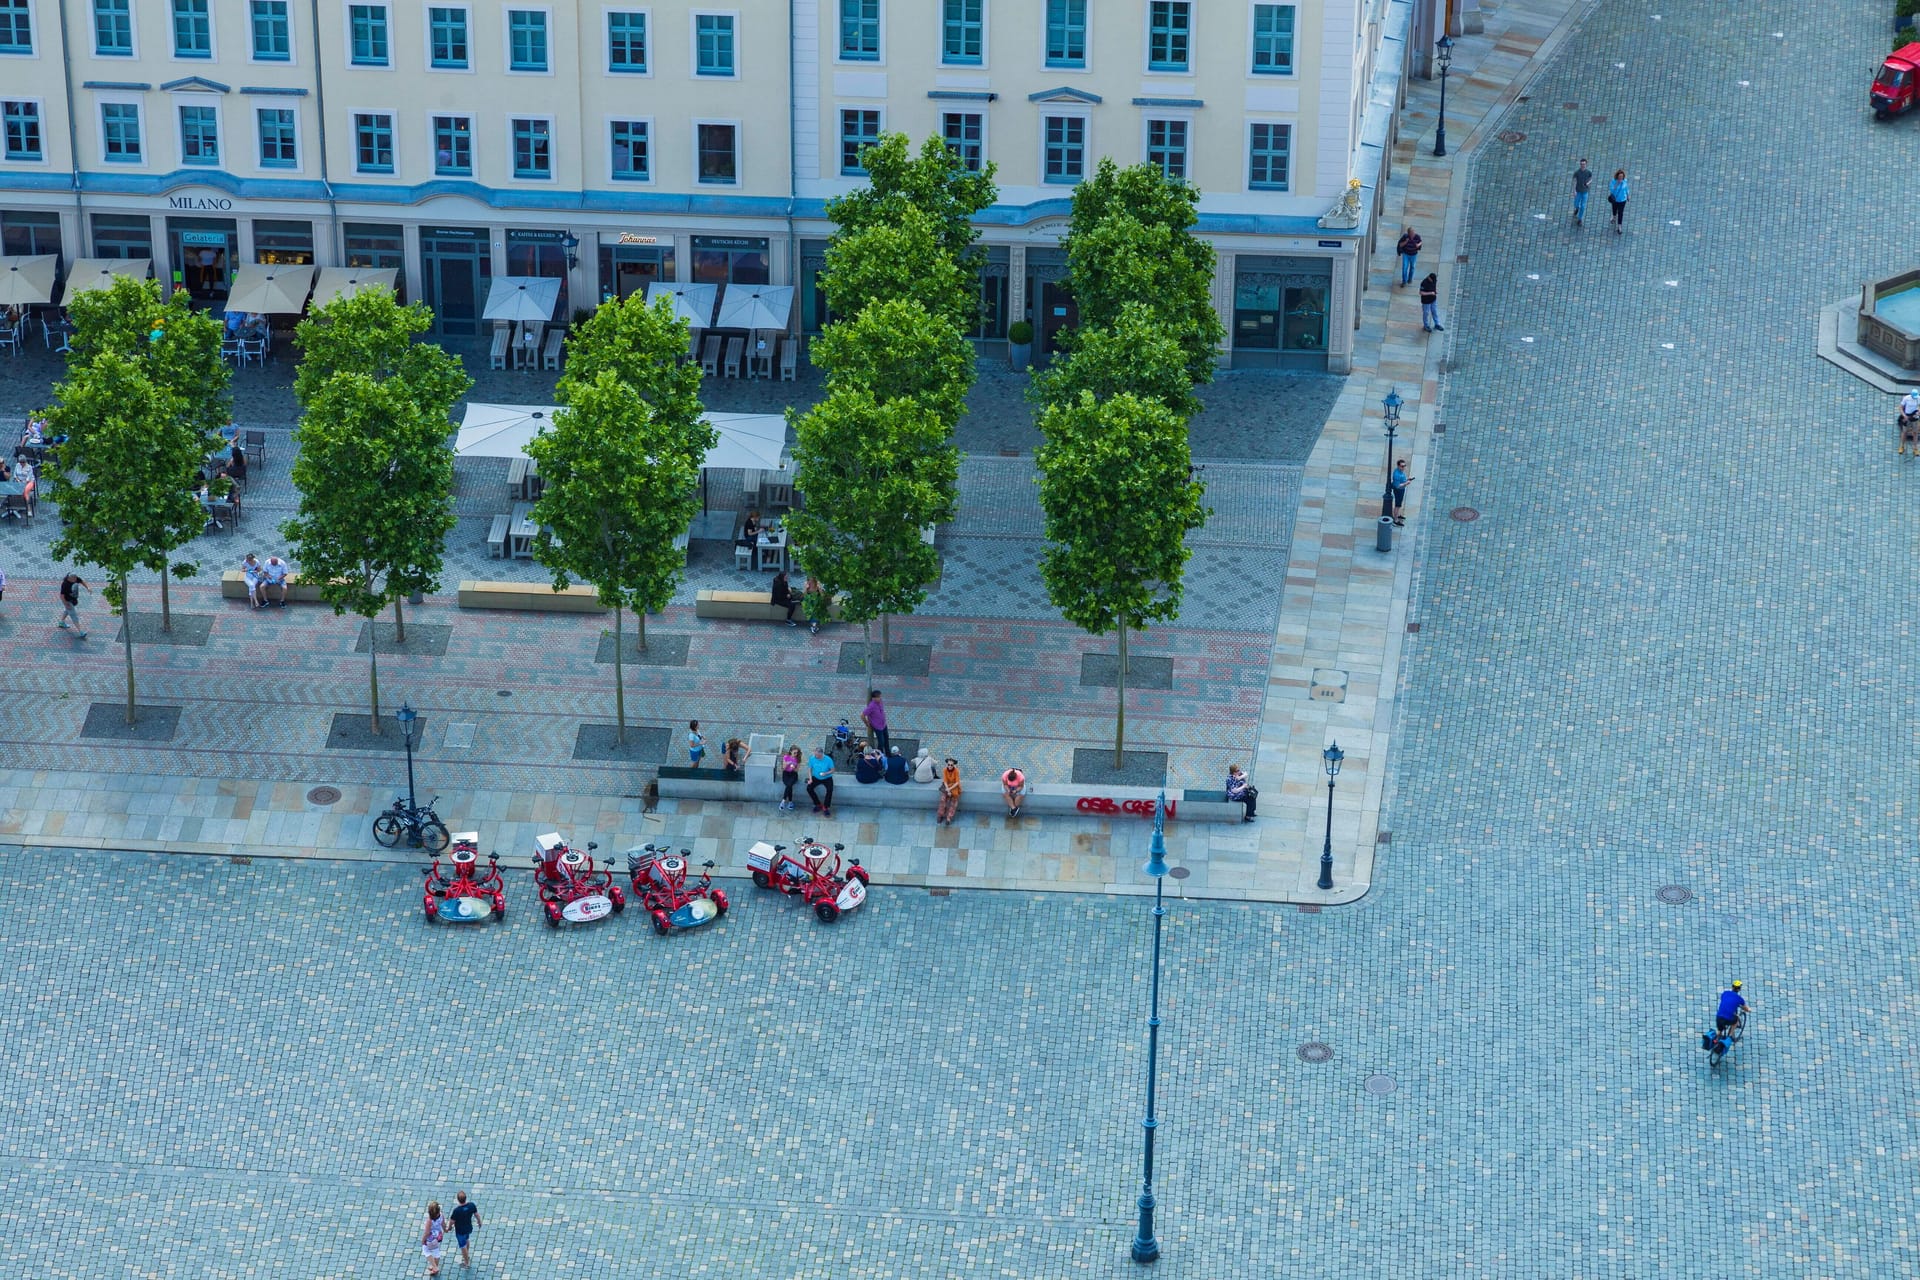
[
  {"xmin": 1381, "ymin": 388, "xmax": 1403, "ymax": 523},
  {"xmin": 561, "ymin": 231, "xmax": 580, "ymax": 271},
  {"xmin": 1319, "ymin": 742, "xmax": 1345, "ymax": 890},
  {"xmin": 396, "ymin": 702, "xmax": 421, "ymax": 822},
  {"xmin": 1433, "ymin": 37, "xmax": 1456, "ymax": 158},
  {"xmin": 1130, "ymin": 794, "xmax": 1172, "ymax": 1264}
]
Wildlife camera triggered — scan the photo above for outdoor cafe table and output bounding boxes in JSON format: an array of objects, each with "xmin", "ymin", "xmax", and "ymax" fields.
[
  {"xmin": 755, "ymin": 527, "xmax": 788, "ymax": 572},
  {"xmin": 510, "ymin": 504, "xmax": 539, "ymax": 558},
  {"xmin": 0, "ymin": 478, "xmax": 35, "ymax": 519}
]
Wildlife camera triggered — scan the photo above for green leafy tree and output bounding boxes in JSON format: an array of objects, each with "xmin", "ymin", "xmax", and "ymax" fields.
[
  {"xmin": 554, "ymin": 293, "xmax": 706, "ymax": 412},
  {"xmin": 826, "ymin": 132, "xmax": 998, "ymax": 280},
  {"xmin": 787, "ymin": 388, "xmax": 957, "ymax": 668},
  {"xmin": 1062, "ymin": 159, "xmax": 1225, "ymax": 388},
  {"xmin": 821, "ymin": 210, "xmax": 973, "ymax": 329},
  {"xmin": 1032, "ymin": 301, "xmax": 1198, "ymax": 420},
  {"xmin": 810, "ymin": 298, "xmax": 974, "ymax": 427},
  {"xmin": 293, "ymin": 288, "xmax": 470, "ymax": 641},
  {"xmin": 46, "ymin": 354, "xmax": 209, "ymax": 723},
  {"xmin": 1035, "ymin": 390, "xmax": 1208, "ymax": 765},
  {"xmin": 282, "ymin": 373, "xmax": 458, "ymax": 733}
]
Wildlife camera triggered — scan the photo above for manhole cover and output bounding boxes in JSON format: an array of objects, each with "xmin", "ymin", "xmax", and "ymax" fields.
[
  {"xmin": 306, "ymin": 786, "xmax": 341, "ymax": 806},
  {"xmin": 1450, "ymin": 507, "xmax": 1480, "ymax": 522},
  {"xmin": 1657, "ymin": 885, "xmax": 1694, "ymax": 904},
  {"xmin": 497, "ymin": 689, "xmax": 513, "ymax": 697},
  {"xmin": 1364, "ymin": 1074, "xmax": 1397, "ymax": 1096},
  {"xmin": 1297, "ymin": 1042, "xmax": 1333, "ymax": 1064},
  {"xmin": 1169, "ymin": 866, "xmax": 1191, "ymax": 880},
  {"xmin": 1499, "ymin": 130, "xmax": 1526, "ymax": 143}
]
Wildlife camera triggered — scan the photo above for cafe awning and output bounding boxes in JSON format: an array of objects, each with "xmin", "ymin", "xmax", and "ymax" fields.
[
  {"xmin": 644, "ymin": 282, "xmax": 718, "ymax": 329},
  {"xmin": 713, "ymin": 285, "xmax": 794, "ymax": 333},
  {"xmin": 60, "ymin": 257, "xmax": 151, "ymax": 304},
  {"xmin": 225, "ymin": 263, "xmax": 316, "ymax": 314},
  {"xmin": 309, "ymin": 267, "xmax": 399, "ymax": 309},
  {"xmin": 0, "ymin": 255, "xmax": 57, "ymax": 307},
  {"xmin": 454, "ymin": 402, "xmax": 787, "ymax": 473},
  {"xmin": 482, "ymin": 276, "xmax": 561, "ymax": 323}
]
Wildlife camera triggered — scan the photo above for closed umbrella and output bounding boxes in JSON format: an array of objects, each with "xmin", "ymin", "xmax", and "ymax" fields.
[
  {"xmin": 0, "ymin": 255, "xmax": 57, "ymax": 307},
  {"xmin": 714, "ymin": 285, "xmax": 794, "ymax": 333},
  {"xmin": 60, "ymin": 257, "xmax": 150, "ymax": 304},
  {"xmin": 225, "ymin": 263, "xmax": 316, "ymax": 314},
  {"xmin": 644, "ymin": 282, "xmax": 718, "ymax": 329},
  {"xmin": 482, "ymin": 276, "xmax": 561, "ymax": 323}
]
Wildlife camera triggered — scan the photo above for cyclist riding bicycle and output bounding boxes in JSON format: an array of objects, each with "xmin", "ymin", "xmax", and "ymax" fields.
[{"xmin": 1715, "ymin": 980, "xmax": 1749, "ymax": 1033}]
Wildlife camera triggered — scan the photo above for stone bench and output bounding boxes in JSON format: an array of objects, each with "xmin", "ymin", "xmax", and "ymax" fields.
[
  {"xmin": 654, "ymin": 770, "xmax": 1243, "ymax": 822},
  {"xmin": 694, "ymin": 588, "xmax": 843, "ymax": 623},
  {"xmin": 457, "ymin": 579, "xmax": 606, "ymax": 613},
  {"xmin": 219, "ymin": 569, "xmax": 328, "ymax": 602}
]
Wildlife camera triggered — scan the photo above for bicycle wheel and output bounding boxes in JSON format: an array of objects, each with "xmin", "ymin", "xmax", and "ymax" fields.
[
  {"xmin": 372, "ymin": 811, "xmax": 405, "ymax": 848},
  {"xmin": 420, "ymin": 817, "xmax": 451, "ymax": 853}
]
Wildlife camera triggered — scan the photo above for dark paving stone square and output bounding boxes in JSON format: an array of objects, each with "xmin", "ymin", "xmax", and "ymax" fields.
[
  {"xmin": 80, "ymin": 702, "xmax": 182, "ymax": 742},
  {"xmin": 1080, "ymin": 653, "xmax": 1174, "ymax": 690},
  {"xmin": 837, "ymin": 642, "xmax": 932, "ymax": 678},
  {"xmin": 572, "ymin": 723, "xmax": 672, "ymax": 764},
  {"xmin": 354, "ymin": 621, "xmax": 453, "ymax": 657},
  {"xmin": 325, "ymin": 711, "xmax": 421, "ymax": 752},
  {"xmin": 594, "ymin": 631, "xmax": 691, "ymax": 667},
  {"xmin": 1071, "ymin": 748, "xmax": 1169, "ymax": 788},
  {"xmin": 114, "ymin": 612, "xmax": 214, "ymax": 647}
]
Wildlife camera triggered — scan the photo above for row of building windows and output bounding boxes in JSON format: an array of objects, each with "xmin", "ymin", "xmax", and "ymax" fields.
[
  {"xmin": 0, "ymin": 0, "xmax": 1297, "ymax": 79},
  {"xmin": 0, "ymin": 97, "xmax": 1293, "ymax": 192}
]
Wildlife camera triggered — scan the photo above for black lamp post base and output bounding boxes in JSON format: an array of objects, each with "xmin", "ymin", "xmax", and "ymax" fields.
[
  {"xmin": 1131, "ymin": 1236, "xmax": 1161, "ymax": 1264},
  {"xmin": 1318, "ymin": 852, "xmax": 1335, "ymax": 891}
]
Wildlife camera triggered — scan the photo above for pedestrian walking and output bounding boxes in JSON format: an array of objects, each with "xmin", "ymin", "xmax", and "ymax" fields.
[
  {"xmin": 1389, "ymin": 459, "xmax": 1413, "ymax": 526},
  {"xmin": 778, "ymin": 744, "xmax": 802, "ymax": 811},
  {"xmin": 1608, "ymin": 168, "xmax": 1629, "ymax": 233},
  {"xmin": 448, "ymin": 1192, "xmax": 480, "ymax": 1268},
  {"xmin": 936, "ymin": 757, "xmax": 962, "ymax": 825},
  {"xmin": 1396, "ymin": 226, "xmax": 1423, "ymax": 286},
  {"xmin": 1572, "ymin": 158, "xmax": 1593, "ymax": 225},
  {"xmin": 686, "ymin": 720, "xmax": 706, "ymax": 767},
  {"xmin": 421, "ymin": 1202, "xmax": 447, "ymax": 1277},
  {"xmin": 1901, "ymin": 390, "xmax": 1920, "ymax": 457},
  {"xmin": 1419, "ymin": 273, "xmax": 1444, "ymax": 332},
  {"xmin": 805, "ymin": 744, "xmax": 836, "ymax": 816},
  {"xmin": 56, "ymin": 572, "xmax": 87, "ymax": 637},
  {"xmin": 861, "ymin": 690, "xmax": 890, "ymax": 755}
]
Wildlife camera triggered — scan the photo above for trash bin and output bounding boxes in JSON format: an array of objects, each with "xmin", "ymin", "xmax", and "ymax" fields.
[{"xmin": 1376, "ymin": 515, "xmax": 1395, "ymax": 552}]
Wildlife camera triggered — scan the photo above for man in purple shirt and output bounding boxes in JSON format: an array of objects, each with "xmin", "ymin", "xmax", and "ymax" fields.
[{"xmin": 861, "ymin": 689, "xmax": 890, "ymax": 755}]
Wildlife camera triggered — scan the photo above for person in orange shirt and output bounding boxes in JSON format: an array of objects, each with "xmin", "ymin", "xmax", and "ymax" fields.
[{"xmin": 936, "ymin": 757, "xmax": 962, "ymax": 825}]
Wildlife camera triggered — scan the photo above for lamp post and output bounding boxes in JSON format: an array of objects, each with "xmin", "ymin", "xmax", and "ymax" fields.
[
  {"xmin": 1319, "ymin": 742, "xmax": 1344, "ymax": 891},
  {"xmin": 1130, "ymin": 793, "xmax": 1172, "ymax": 1264},
  {"xmin": 396, "ymin": 702, "xmax": 420, "ymax": 820},
  {"xmin": 1381, "ymin": 388, "xmax": 1403, "ymax": 523},
  {"xmin": 1433, "ymin": 37, "xmax": 1455, "ymax": 157},
  {"xmin": 560, "ymin": 231, "xmax": 580, "ymax": 271}
]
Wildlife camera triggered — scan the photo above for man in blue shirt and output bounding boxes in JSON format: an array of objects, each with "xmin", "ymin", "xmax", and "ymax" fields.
[
  {"xmin": 805, "ymin": 745, "xmax": 836, "ymax": 817},
  {"xmin": 1715, "ymin": 981, "xmax": 1748, "ymax": 1032}
]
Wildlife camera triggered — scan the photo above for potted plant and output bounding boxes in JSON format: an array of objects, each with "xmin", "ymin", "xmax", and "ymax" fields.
[{"xmin": 1007, "ymin": 319, "xmax": 1033, "ymax": 370}]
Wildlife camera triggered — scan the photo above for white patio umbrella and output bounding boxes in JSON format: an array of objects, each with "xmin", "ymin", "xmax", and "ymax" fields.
[
  {"xmin": 309, "ymin": 267, "xmax": 399, "ymax": 309},
  {"xmin": 483, "ymin": 276, "xmax": 561, "ymax": 323},
  {"xmin": 0, "ymin": 255, "xmax": 58, "ymax": 307},
  {"xmin": 60, "ymin": 257, "xmax": 151, "ymax": 304},
  {"xmin": 703, "ymin": 413, "xmax": 789, "ymax": 471},
  {"xmin": 225, "ymin": 263, "xmax": 317, "ymax": 314},
  {"xmin": 453, "ymin": 402, "xmax": 560, "ymax": 458},
  {"xmin": 713, "ymin": 285, "xmax": 794, "ymax": 333},
  {"xmin": 644, "ymin": 282, "xmax": 719, "ymax": 329}
]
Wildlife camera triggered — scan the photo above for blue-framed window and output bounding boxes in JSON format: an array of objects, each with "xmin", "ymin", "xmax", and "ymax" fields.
[
  {"xmin": 2, "ymin": 101, "xmax": 42, "ymax": 160},
  {"xmin": 172, "ymin": 0, "xmax": 212, "ymax": 57},
  {"xmin": 353, "ymin": 111, "xmax": 393, "ymax": 173},
  {"xmin": 839, "ymin": 108, "xmax": 879, "ymax": 176},
  {"xmin": 610, "ymin": 119, "xmax": 649, "ymax": 180},
  {"xmin": 250, "ymin": 0, "xmax": 290, "ymax": 60},
  {"xmin": 508, "ymin": 9, "xmax": 548, "ymax": 71},
  {"xmin": 941, "ymin": 110, "xmax": 981, "ymax": 172},
  {"xmin": 432, "ymin": 114, "xmax": 471, "ymax": 174},
  {"xmin": 839, "ymin": 0, "xmax": 878, "ymax": 61},
  {"xmin": 1146, "ymin": 118, "xmax": 1187, "ymax": 180},
  {"xmin": 1248, "ymin": 121, "xmax": 1289, "ymax": 190},
  {"xmin": 511, "ymin": 117, "xmax": 550, "ymax": 178},
  {"xmin": 696, "ymin": 122, "xmax": 735, "ymax": 184},
  {"xmin": 940, "ymin": 0, "xmax": 981, "ymax": 65},
  {"xmin": 93, "ymin": 0, "xmax": 132, "ymax": 56},
  {"xmin": 1146, "ymin": 1, "xmax": 1189, "ymax": 72},
  {"xmin": 428, "ymin": 7, "xmax": 467, "ymax": 68},
  {"xmin": 179, "ymin": 105, "xmax": 219, "ymax": 165},
  {"xmin": 1043, "ymin": 115, "xmax": 1084, "ymax": 184},
  {"xmin": 257, "ymin": 108, "xmax": 297, "ymax": 167},
  {"xmin": 694, "ymin": 14, "xmax": 734, "ymax": 75},
  {"xmin": 607, "ymin": 11, "xmax": 647, "ymax": 72},
  {"xmin": 349, "ymin": 5, "xmax": 388, "ymax": 66},
  {"xmin": 1251, "ymin": 4, "xmax": 1294, "ymax": 74},
  {"xmin": 1045, "ymin": 0, "xmax": 1085, "ymax": 68},
  {"xmin": 101, "ymin": 103, "xmax": 142, "ymax": 161},
  {"xmin": 0, "ymin": 0, "xmax": 32, "ymax": 54}
]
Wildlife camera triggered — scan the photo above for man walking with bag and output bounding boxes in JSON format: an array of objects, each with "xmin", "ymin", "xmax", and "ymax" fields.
[{"xmin": 1396, "ymin": 226, "xmax": 1423, "ymax": 287}]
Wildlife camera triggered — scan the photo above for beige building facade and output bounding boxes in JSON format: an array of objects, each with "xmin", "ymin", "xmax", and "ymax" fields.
[{"xmin": 0, "ymin": 0, "xmax": 1412, "ymax": 369}]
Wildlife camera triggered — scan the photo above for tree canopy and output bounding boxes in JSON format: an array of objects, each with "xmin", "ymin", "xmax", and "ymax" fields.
[
  {"xmin": 825, "ymin": 132, "xmax": 999, "ymax": 274},
  {"xmin": 810, "ymin": 297, "xmax": 974, "ymax": 427}
]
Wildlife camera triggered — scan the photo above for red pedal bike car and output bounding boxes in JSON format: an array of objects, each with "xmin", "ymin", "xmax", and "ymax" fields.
[
  {"xmin": 627, "ymin": 844, "xmax": 729, "ymax": 935},
  {"xmin": 747, "ymin": 838, "xmax": 869, "ymax": 923},
  {"xmin": 531, "ymin": 831, "xmax": 625, "ymax": 928},
  {"xmin": 422, "ymin": 832, "xmax": 506, "ymax": 924}
]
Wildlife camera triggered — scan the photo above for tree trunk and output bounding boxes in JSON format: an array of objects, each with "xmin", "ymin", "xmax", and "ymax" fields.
[
  {"xmin": 119, "ymin": 572, "xmax": 137, "ymax": 725},
  {"xmin": 159, "ymin": 563, "xmax": 172, "ymax": 631},
  {"xmin": 367, "ymin": 615, "xmax": 382, "ymax": 734},
  {"xmin": 881, "ymin": 612, "xmax": 891, "ymax": 661},
  {"xmin": 862, "ymin": 620, "xmax": 873, "ymax": 679},
  {"xmin": 613, "ymin": 604, "xmax": 627, "ymax": 744},
  {"xmin": 392, "ymin": 595, "xmax": 406, "ymax": 644},
  {"xmin": 1114, "ymin": 620, "xmax": 1128, "ymax": 768},
  {"xmin": 635, "ymin": 608, "xmax": 648, "ymax": 653}
]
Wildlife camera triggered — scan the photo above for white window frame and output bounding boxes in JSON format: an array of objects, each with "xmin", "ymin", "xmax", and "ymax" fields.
[
  {"xmin": 1141, "ymin": 112, "xmax": 1193, "ymax": 181},
  {"xmin": 689, "ymin": 9, "xmax": 739, "ymax": 80},
  {"xmin": 253, "ymin": 103, "xmax": 302, "ymax": 172},
  {"xmin": 936, "ymin": 0, "xmax": 986, "ymax": 70},
  {"xmin": 0, "ymin": 0, "xmax": 39, "ymax": 58},
  {"xmin": 1040, "ymin": 0, "xmax": 1089, "ymax": 74},
  {"xmin": 1, "ymin": 96, "xmax": 48, "ymax": 163},
  {"xmin": 939, "ymin": 108, "xmax": 986, "ymax": 173},
  {"xmin": 1245, "ymin": 1, "xmax": 1298, "ymax": 78},
  {"xmin": 428, "ymin": 111, "xmax": 476, "ymax": 176},
  {"xmin": 91, "ymin": 0, "xmax": 137, "ymax": 59},
  {"xmin": 342, "ymin": 2, "xmax": 392, "ymax": 70},
  {"xmin": 602, "ymin": 6, "xmax": 652, "ymax": 77},
  {"xmin": 1243, "ymin": 117, "xmax": 1292, "ymax": 192},
  {"xmin": 691, "ymin": 116, "xmax": 740, "ymax": 186},
  {"xmin": 422, "ymin": 3, "xmax": 473, "ymax": 74},
  {"xmin": 1142, "ymin": 0, "xmax": 1192, "ymax": 76},
  {"xmin": 174, "ymin": 92, "xmax": 225, "ymax": 169},
  {"xmin": 605, "ymin": 114, "xmax": 653, "ymax": 183},
  {"xmin": 349, "ymin": 106, "xmax": 399, "ymax": 174},
  {"xmin": 245, "ymin": 0, "xmax": 295, "ymax": 66},
  {"xmin": 95, "ymin": 94, "xmax": 147, "ymax": 165},
  {"xmin": 502, "ymin": 3, "xmax": 554, "ymax": 76},
  {"xmin": 1039, "ymin": 110, "xmax": 1089, "ymax": 185},
  {"xmin": 507, "ymin": 111, "xmax": 556, "ymax": 180},
  {"xmin": 833, "ymin": 0, "xmax": 884, "ymax": 68},
  {"xmin": 168, "ymin": 0, "xmax": 217, "ymax": 63}
]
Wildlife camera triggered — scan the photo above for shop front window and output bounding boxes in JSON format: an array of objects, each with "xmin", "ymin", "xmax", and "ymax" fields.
[
  {"xmin": 91, "ymin": 213, "xmax": 153, "ymax": 259},
  {"xmin": 253, "ymin": 219, "xmax": 313, "ymax": 265},
  {"xmin": 690, "ymin": 235, "xmax": 768, "ymax": 285},
  {"xmin": 1, "ymin": 210, "xmax": 60, "ymax": 258},
  {"xmin": 597, "ymin": 240, "xmax": 673, "ymax": 303},
  {"xmin": 1282, "ymin": 285, "xmax": 1328, "ymax": 352}
]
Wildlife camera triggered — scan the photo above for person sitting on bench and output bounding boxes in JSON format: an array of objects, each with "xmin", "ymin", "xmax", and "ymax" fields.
[{"xmin": 770, "ymin": 569, "xmax": 798, "ymax": 625}]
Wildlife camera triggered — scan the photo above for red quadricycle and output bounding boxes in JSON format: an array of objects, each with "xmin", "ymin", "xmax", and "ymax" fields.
[
  {"xmin": 422, "ymin": 831, "xmax": 506, "ymax": 924},
  {"xmin": 746, "ymin": 838, "xmax": 869, "ymax": 923},
  {"xmin": 530, "ymin": 831, "xmax": 626, "ymax": 928},
  {"xmin": 626, "ymin": 844, "xmax": 729, "ymax": 935}
]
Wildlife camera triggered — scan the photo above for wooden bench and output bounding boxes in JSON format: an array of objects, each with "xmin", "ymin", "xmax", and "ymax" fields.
[
  {"xmin": 542, "ymin": 327, "xmax": 565, "ymax": 370},
  {"xmin": 486, "ymin": 514, "xmax": 510, "ymax": 559},
  {"xmin": 489, "ymin": 326, "xmax": 509, "ymax": 370},
  {"xmin": 219, "ymin": 569, "xmax": 329, "ymax": 602},
  {"xmin": 457, "ymin": 579, "xmax": 607, "ymax": 613},
  {"xmin": 506, "ymin": 456, "xmax": 529, "ymax": 500},
  {"xmin": 694, "ymin": 588, "xmax": 843, "ymax": 623}
]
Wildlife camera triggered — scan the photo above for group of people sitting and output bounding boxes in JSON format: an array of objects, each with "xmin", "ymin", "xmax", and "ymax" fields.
[
  {"xmin": 238, "ymin": 552, "xmax": 291, "ymax": 607},
  {"xmin": 768, "ymin": 568, "xmax": 828, "ymax": 634},
  {"xmin": 224, "ymin": 310, "xmax": 270, "ymax": 344}
]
